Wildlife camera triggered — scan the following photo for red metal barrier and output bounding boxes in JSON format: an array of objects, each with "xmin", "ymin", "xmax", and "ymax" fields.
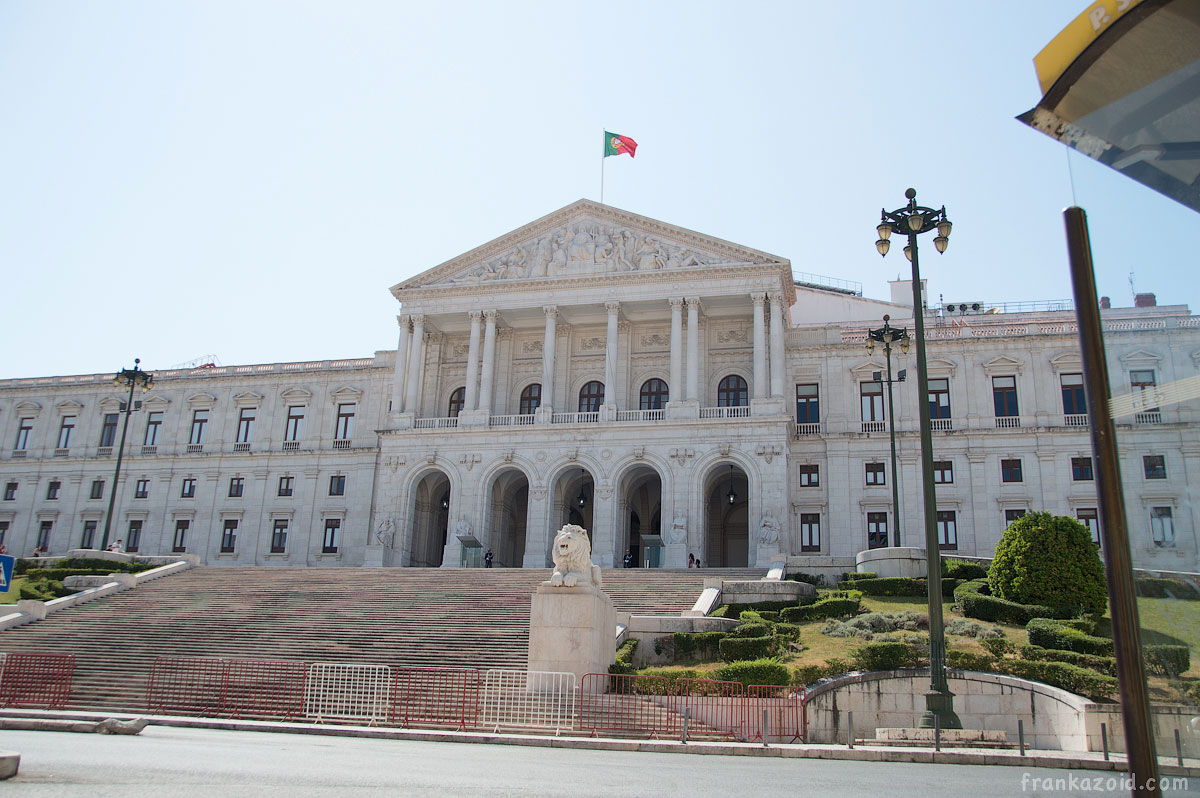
[
  {"xmin": 578, "ymin": 673, "xmax": 681, "ymax": 738},
  {"xmin": 675, "ymin": 678, "xmax": 746, "ymax": 740},
  {"xmin": 0, "ymin": 652, "xmax": 75, "ymax": 709},
  {"xmin": 746, "ymin": 684, "xmax": 806, "ymax": 743},
  {"xmin": 225, "ymin": 659, "xmax": 307, "ymax": 720},
  {"xmin": 146, "ymin": 656, "xmax": 229, "ymax": 715},
  {"xmin": 391, "ymin": 667, "xmax": 480, "ymax": 730}
]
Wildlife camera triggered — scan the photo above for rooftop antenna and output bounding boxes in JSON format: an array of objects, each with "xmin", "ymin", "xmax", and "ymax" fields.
[{"xmin": 1129, "ymin": 271, "xmax": 1136, "ymax": 301}]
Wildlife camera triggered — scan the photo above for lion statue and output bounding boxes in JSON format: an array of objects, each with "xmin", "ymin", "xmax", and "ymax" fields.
[{"xmin": 550, "ymin": 524, "xmax": 602, "ymax": 588}]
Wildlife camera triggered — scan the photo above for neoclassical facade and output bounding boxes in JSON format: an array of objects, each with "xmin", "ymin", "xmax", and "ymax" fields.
[{"xmin": 1, "ymin": 201, "xmax": 1197, "ymax": 573}]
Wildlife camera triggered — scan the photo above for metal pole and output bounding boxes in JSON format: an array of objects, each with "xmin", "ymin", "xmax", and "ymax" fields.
[
  {"xmin": 885, "ymin": 336, "xmax": 902, "ymax": 547},
  {"xmin": 762, "ymin": 708, "xmax": 768, "ymax": 748},
  {"xmin": 682, "ymin": 707, "xmax": 689, "ymax": 744},
  {"xmin": 1102, "ymin": 721, "xmax": 1110, "ymax": 761},
  {"xmin": 100, "ymin": 372, "xmax": 138, "ymax": 552},
  {"xmin": 1063, "ymin": 206, "xmax": 1159, "ymax": 796},
  {"xmin": 847, "ymin": 710, "xmax": 853, "ymax": 749},
  {"xmin": 1018, "ymin": 719, "xmax": 1025, "ymax": 755}
]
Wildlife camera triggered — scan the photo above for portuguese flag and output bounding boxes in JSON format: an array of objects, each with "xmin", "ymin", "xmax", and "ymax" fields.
[{"xmin": 604, "ymin": 131, "xmax": 637, "ymax": 158}]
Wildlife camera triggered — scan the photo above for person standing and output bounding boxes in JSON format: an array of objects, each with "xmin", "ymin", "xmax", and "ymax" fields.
[
  {"xmin": 623, "ymin": 550, "xmax": 633, "ymax": 568},
  {"xmin": 484, "ymin": 549, "xmax": 494, "ymax": 568}
]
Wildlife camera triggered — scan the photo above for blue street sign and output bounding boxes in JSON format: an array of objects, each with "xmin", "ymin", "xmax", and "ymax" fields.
[{"xmin": 0, "ymin": 554, "xmax": 13, "ymax": 594}]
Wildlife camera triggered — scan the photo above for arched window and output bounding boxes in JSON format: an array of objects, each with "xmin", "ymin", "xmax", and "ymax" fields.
[
  {"xmin": 639, "ymin": 378, "xmax": 669, "ymax": 410},
  {"xmin": 578, "ymin": 381, "xmax": 605, "ymax": 413},
  {"xmin": 447, "ymin": 387, "xmax": 466, "ymax": 417},
  {"xmin": 519, "ymin": 384, "xmax": 541, "ymax": 415},
  {"xmin": 717, "ymin": 375, "xmax": 748, "ymax": 407}
]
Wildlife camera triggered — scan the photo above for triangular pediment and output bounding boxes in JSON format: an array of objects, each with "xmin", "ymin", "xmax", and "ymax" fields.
[
  {"xmin": 392, "ymin": 200, "xmax": 788, "ymax": 294},
  {"xmin": 982, "ymin": 355, "xmax": 1024, "ymax": 375}
]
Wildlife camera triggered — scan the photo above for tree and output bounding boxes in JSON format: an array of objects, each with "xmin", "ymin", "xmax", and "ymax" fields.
[{"xmin": 988, "ymin": 512, "xmax": 1106, "ymax": 614}]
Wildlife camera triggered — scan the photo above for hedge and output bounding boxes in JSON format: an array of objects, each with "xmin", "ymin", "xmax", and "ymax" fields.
[
  {"xmin": 733, "ymin": 621, "xmax": 771, "ymax": 638},
  {"xmin": 718, "ymin": 635, "xmax": 777, "ymax": 662},
  {"xmin": 1026, "ymin": 618, "xmax": 1114, "ymax": 656},
  {"xmin": 609, "ymin": 639, "xmax": 639, "ymax": 675},
  {"xmin": 841, "ymin": 572, "xmax": 877, "ymax": 583},
  {"xmin": 943, "ymin": 559, "xmax": 988, "ymax": 580},
  {"xmin": 780, "ymin": 593, "xmax": 862, "ymax": 622},
  {"xmin": 849, "ymin": 577, "xmax": 926, "ymax": 597},
  {"xmin": 850, "ymin": 641, "xmax": 919, "ymax": 671},
  {"xmin": 1135, "ymin": 577, "xmax": 1200, "ymax": 600},
  {"xmin": 954, "ymin": 579, "xmax": 1070, "ymax": 625},
  {"xmin": 1020, "ymin": 645, "xmax": 1117, "ymax": 677},
  {"xmin": 996, "ymin": 658, "xmax": 1118, "ymax": 701},
  {"xmin": 947, "ymin": 649, "xmax": 997, "ymax": 671},
  {"xmin": 1144, "ymin": 644, "xmax": 1190, "ymax": 676},
  {"xmin": 717, "ymin": 600, "xmax": 804, "ymax": 618},
  {"xmin": 713, "ymin": 658, "xmax": 790, "ymax": 686},
  {"xmin": 773, "ymin": 622, "xmax": 803, "ymax": 641},
  {"xmin": 669, "ymin": 631, "xmax": 726, "ymax": 662},
  {"xmin": 788, "ymin": 573, "xmax": 827, "ymax": 587}
]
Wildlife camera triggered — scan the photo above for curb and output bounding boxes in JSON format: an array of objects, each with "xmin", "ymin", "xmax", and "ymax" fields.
[{"xmin": 0, "ymin": 749, "xmax": 18, "ymax": 780}]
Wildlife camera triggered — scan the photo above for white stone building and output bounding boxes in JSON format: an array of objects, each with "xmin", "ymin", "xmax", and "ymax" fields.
[{"xmin": 1, "ymin": 201, "xmax": 1196, "ymax": 573}]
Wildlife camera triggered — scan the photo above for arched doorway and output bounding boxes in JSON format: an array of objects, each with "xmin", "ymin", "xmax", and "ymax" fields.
[
  {"xmin": 619, "ymin": 464, "xmax": 664, "ymax": 568},
  {"xmin": 409, "ymin": 470, "xmax": 450, "ymax": 567},
  {"xmin": 557, "ymin": 467, "xmax": 594, "ymax": 532},
  {"xmin": 704, "ymin": 464, "xmax": 748, "ymax": 567},
  {"xmin": 486, "ymin": 468, "xmax": 529, "ymax": 567}
]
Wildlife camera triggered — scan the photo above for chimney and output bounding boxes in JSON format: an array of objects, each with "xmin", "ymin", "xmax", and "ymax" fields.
[
  {"xmin": 1134, "ymin": 293, "xmax": 1157, "ymax": 307},
  {"xmin": 1100, "ymin": 296, "xmax": 1111, "ymax": 309}
]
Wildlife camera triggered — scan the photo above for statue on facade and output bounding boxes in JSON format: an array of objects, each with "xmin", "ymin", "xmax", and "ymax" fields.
[
  {"xmin": 549, "ymin": 524, "xmax": 602, "ymax": 588},
  {"xmin": 375, "ymin": 517, "xmax": 395, "ymax": 548},
  {"xmin": 759, "ymin": 512, "xmax": 780, "ymax": 545}
]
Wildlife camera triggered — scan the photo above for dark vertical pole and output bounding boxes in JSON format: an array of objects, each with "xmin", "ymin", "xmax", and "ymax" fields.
[
  {"xmin": 1063, "ymin": 206, "xmax": 1159, "ymax": 797},
  {"xmin": 885, "ymin": 336, "xmax": 902, "ymax": 547},
  {"xmin": 100, "ymin": 373, "xmax": 137, "ymax": 552}
]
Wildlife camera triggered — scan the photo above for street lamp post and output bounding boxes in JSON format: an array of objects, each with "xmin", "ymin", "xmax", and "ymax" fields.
[
  {"xmin": 875, "ymin": 188, "xmax": 960, "ymax": 730},
  {"xmin": 866, "ymin": 316, "xmax": 909, "ymax": 547},
  {"xmin": 100, "ymin": 359, "xmax": 154, "ymax": 552}
]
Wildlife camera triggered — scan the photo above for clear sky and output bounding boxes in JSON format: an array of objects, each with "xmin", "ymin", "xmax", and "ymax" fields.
[{"xmin": 1, "ymin": 1, "xmax": 1194, "ymax": 380}]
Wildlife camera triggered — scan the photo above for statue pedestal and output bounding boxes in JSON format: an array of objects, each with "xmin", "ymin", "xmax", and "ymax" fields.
[
  {"xmin": 527, "ymin": 582, "xmax": 616, "ymax": 691},
  {"xmin": 755, "ymin": 541, "xmax": 780, "ymax": 568}
]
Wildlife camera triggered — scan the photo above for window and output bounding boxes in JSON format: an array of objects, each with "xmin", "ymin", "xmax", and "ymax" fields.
[
  {"xmin": 1061, "ymin": 373, "xmax": 1086, "ymax": 415},
  {"xmin": 867, "ymin": 512, "xmax": 888, "ymax": 549},
  {"xmin": 329, "ymin": 475, "xmax": 346, "ymax": 496},
  {"xmin": 173, "ymin": 520, "xmax": 189, "ymax": 552},
  {"xmin": 1130, "ymin": 369, "xmax": 1158, "ymax": 410},
  {"xmin": 144, "ymin": 411, "xmax": 163, "ymax": 446},
  {"xmin": 1001, "ymin": 459, "xmax": 1023, "ymax": 483},
  {"xmin": 126, "ymin": 520, "xmax": 142, "ymax": 553},
  {"xmin": 1005, "ymin": 509, "xmax": 1026, "ymax": 525},
  {"xmin": 271, "ymin": 519, "xmax": 288, "ymax": 553},
  {"xmin": 335, "ymin": 404, "xmax": 356, "ymax": 439},
  {"xmin": 639, "ymin": 379, "xmax": 669, "ymax": 410},
  {"xmin": 134, "ymin": 479, "xmax": 150, "ymax": 499},
  {"xmin": 937, "ymin": 510, "xmax": 958, "ymax": 550},
  {"xmin": 37, "ymin": 520, "xmax": 52, "ymax": 549},
  {"xmin": 1151, "ymin": 507, "xmax": 1175, "ymax": 547},
  {"xmin": 717, "ymin": 375, "xmax": 748, "ymax": 407},
  {"xmin": 220, "ymin": 520, "xmax": 238, "ymax": 553},
  {"xmin": 284, "ymin": 407, "xmax": 304, "ymax": 442},
  {"xmin": 796, "ymin": 384, "xmax": 819, "ymax": 424},
  {"xmin": 99, "ymin": 413, "xmax": 119, "ymax": 447},
  {"xmin": 46, "ymin": 481, "xmax": 60, "ymax": 500},
  {"xmin": 860, "ymin": 382, "xmax": 884, "ymax": 422},
  {"xmin": 323, "ymin": 518, "xmax": 341, "ymax": 553},
  {"xmin": 800, "ymin": 513, "xmax": 820, "ymax": 552},
  {"xmin": 81, "ymin": 520, "xmax": 97, "ymax": 549},
  {"xmin": 992, "ymin": 376, "xmax": 1018, "ymax": 417},
  {"xmin": 278, "ymin": 476, "xmax": 294, "ymax": 497},
  {"xmin": 4, "ymin": 482, "xmax": 17, "ymax": 501},
  {"xmin": 865, "ymin": 462, "xmax": 886, "ymax": 486},
  {"xmin": 519, "ymin": 384, "xmax": 541, "ymax": 415},
  {"xmin": 928, "ymin": 378, "xmax": 951, "ymax": 419},
  {"xmin": 14, "ymin": 417, "xmax": 33, "ymax": 450},
  {"xmin": 933, "ymin": 460, "xmax": 954, "ymax": 484},
  {"xmin": 1077, "ymin": 508, "xmax": 1100, "ymax": 546},
  {"xmin": 236, "ymin": 408, "xmax": 256, "ymax": 443},
  {"xmin": 1071, "ymin": 457, "xmax": 1094, "ymax": 481},
  {"xmin": 578, "ymin": 381, "xmax": 604, "ymax": 413},
  {"xmin": 57, "ymin": 416, "xmax": 76, "ymax": 449},
  {"xmin": 90, "ymin": 479, "xmax": 104, "ymax": 500},
  {"xmin": 1143, "ymin": 455, "xmax": 1166, "ymax": 479},
  {"xmin": 189, "ymin": 410, "xmax": 208, "ymax": 445},
  {"xmin": 798, "ymin": 464, "xmax": 819, "ymax": 487},
  {"xmin": 448, "ymin": 388, "xmax": 466, "ymax": 418},
  {"xmin": 228, "ymin": 477, "xmax": 244, "ymax": 498},
  {"xmin": 0, "ymin": 520, "xmax": 6, "ymax": 547},
  {"xmin": 180, "ymin": 478, "xmax": 196, "ymax": 499}
]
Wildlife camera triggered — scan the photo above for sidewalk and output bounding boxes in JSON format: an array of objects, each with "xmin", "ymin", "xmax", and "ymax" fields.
[{"xmin": 1, "ymin": 707, "xmax": 1196, "ymax": 777}]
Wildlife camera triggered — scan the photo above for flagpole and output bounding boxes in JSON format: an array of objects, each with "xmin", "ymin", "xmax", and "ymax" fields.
[{"xmin": 600, "ymin": 129, "xmax": 605, "ymax": 205}]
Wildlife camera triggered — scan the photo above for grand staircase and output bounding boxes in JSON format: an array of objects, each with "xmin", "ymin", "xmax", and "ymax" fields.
[{"xmin": 0, "ymin": 566, "xmax": 764, "ymax": 715}]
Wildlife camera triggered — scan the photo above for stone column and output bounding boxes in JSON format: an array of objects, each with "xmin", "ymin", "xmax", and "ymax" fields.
[
  {"xmin": 404, "ymin": 315, "xmax": 426, "ymax": 416},
  {"xmin": 751, "ymin": 294, "xmax": 767, "ymax": 400},
  {"xmin": 669, "ymin": 298, "xmax": 684, "ymax": 403},
  {"xmin": 390, "ymin": 315, "xmax": 410, "ymax": 415},
  {"xmin": 769, "ymin": 292, "xmax": 786, "ymax": 398},
  {"xmin": 604, "ymin": 302, "xmax": 620, "ymax": 415},
  {"xmin": 540, "ymin": 306, "xmax": 558, "ymax": 412},
  {"xmin": 478, "ymin": 310, "xmax": 497, "ymax": 414},
  {"xmin": 464, "ymin": 310, "xmax": 482, "ymax": 411},
  {"xmin": 686, "ymin": 297, "xmax": 700, "ymax": 402}
]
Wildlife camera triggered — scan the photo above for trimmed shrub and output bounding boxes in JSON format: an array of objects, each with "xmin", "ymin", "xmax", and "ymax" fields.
[
  {"xmin": 954, "ymin": 579, "xmax": 1067, "ymax": 625},
  {"xmin": 1136, "ymin": 577, "xmax": 1200, "ymax": 601},
  {"xmin": 943, "ymin": 559, "xmax": 988, "ymax": 580},
  {"xmin": 791, "ymin": 664, "xmax": 828, "ymax": 686},
  {"xmin": 1057, "ymin": 617, "xmax": 1099, "ymax": 635},
  {"xmin": 758, "ymin": 611, "xmax": 780, "ymax": 622},
  {"xmin": 850, "ymin": 577, "xmax": 926, "ymax": 597},
  {"xmin": 947, "ymin": 649, "xmax": 997, "ymax": 671},
  {"xmin": 1020, "ymin": 645, "xmax": 1117, "ymax": 677},
  {"xmin": 823, "ymin": 657, "xmax": 851, "ymax": 678},
  {"xmin": 1026, "ymin": 618, "xmax": 1114, "ymax": 656},
  {"xmin": 788, "ymin": 572, "xmax": 826, "ymax": 587},
  {"xmin": 773, "ymin": 622, "xmax": 803, "ymax": 642},
  {"xmin": 850, "ymin": 640, "xmax": 919, "ymax": 671},
  {"xmin": 719, "ymin": 600, "xmax": 803, "ymax": 619},
  {"xmin": 1145, "ymin": 645, "xmax": 1190, "ymax": 676},
  {"xmin": 997, "ymin": 658, "xmax": 1117, "ymax": 701},
  {"xmin": 841, "ymin": 572, "xmax": 877, "ymax": 583},
  {"xmin": 980, "ymin": 637, "xmax": 1016, "ymax": 658},
  {"xmin": 718, "ymin": 635, "xmax": 777, "ymax": 662},
  {"xmin": 713, "ymin": 658, "xmax": 790, "ymax": 687},
  {"xmin": 610, "ymin": 639, "xmax": 639, "ymax": 675},
  {"xmin": 733, "ymin": 621, "xmax": 771, "ymax": 638},
  {"xmin": 989, "ymin": 512, "xmax": 1106, "ymax": 614},
  {"xmin": 670, "ymin": 631, "xmax": 726, "ymax": 662},
  {"xmin": 780, "ymin": 590, "xmax": 862, "ymax": 623},
  {"xmin": 635, "ymin": 667, "xmax": 701, "ymax": 690}
]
